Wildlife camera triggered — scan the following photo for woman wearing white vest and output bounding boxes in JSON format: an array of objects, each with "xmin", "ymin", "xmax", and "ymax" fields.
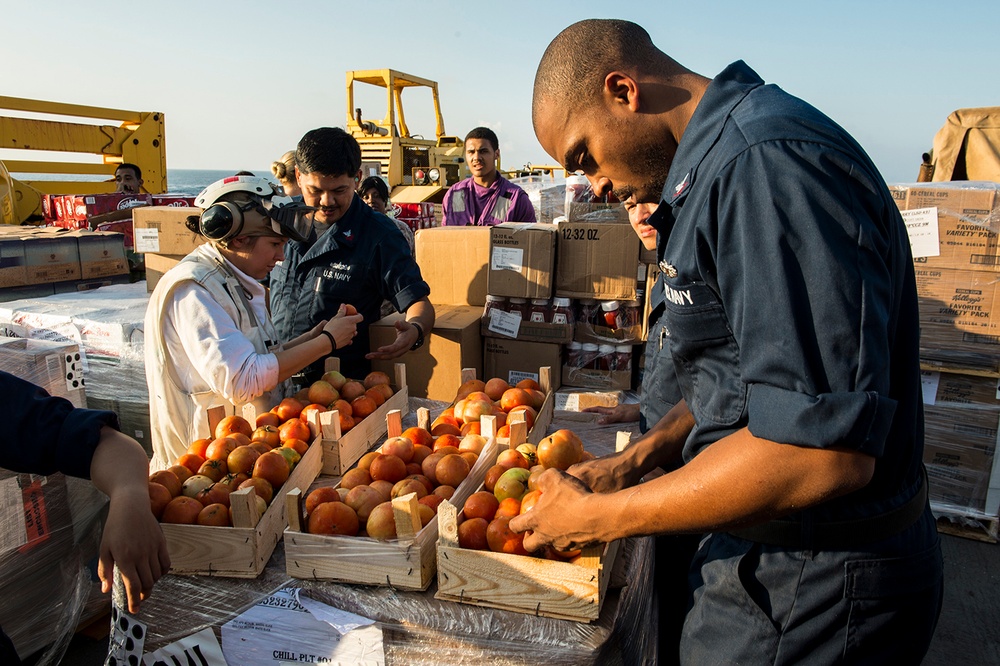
[{"xmin": 145, "ymin": 176, "xmax": 363, "ymax": 470}]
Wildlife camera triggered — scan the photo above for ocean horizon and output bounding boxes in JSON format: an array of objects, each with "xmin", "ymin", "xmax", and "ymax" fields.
[{"xmin": 15, "ymin": 169, "xmax": 272, "ymax": 198}]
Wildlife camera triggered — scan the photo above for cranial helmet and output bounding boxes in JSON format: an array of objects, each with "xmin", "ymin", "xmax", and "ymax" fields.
[{"xmin": 191, "ymin": 175, "xmax": 309, "ymax": 242}]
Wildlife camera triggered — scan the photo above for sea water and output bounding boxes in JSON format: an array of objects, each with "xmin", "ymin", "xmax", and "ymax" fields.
[{"xmin": 12, "ymin": 168, "xmax": 272, "ymax": 197}]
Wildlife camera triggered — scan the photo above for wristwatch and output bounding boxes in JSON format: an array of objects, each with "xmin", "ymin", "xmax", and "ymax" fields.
[{"xmin": 409, "ymin": 321, "xmax": 425, "ymax": 351}]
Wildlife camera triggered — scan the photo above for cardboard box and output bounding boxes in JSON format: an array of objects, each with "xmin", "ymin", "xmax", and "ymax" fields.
[
  {"xmin": 132, "ymin": 206, "xmax": 205, "ymax": 255},
  {"xmin": 555, "ymin": 221, "xmax": 639, "ymax": 300},
  {"xmin": 0, "ymin": 337, "xmax": 86, "ymax": 407},
  {"xmin": 914, "ymin": 267, "xmax": 1000, "ymax": 370},
  {"xmin": 892, "ymin": 182, "xmax": 1000, "ymax": 272},
  {"xmin": 415, "ymin": 226, "xmax": 491, "ymax": 307},
  {"xmin": 71, "ymin": 231, "xmax": 128, "ymax": 279},
  {"xmin": 0, "ymin": 236, "xmax": 26, "ymax": 288},
  {"xmin": 921, "ymin": 369, "xmax": 1000, "ymax": 516},
  {"xmin": 483, "ymin": 337, "xmax": 562, "ymax": 388},
  {"xmin": 144, "ymin": 253, "xmax": 185, "ymax": 292},
  {"xmin": 480, "ymin": 315, "xmax": 573, "ymax": 345},
  {"xmin": 562, "ymin": 365, "xmax": 633, "ymax": 391},
  {"xmin": 369, "ymin": 305, "xmax": 482, "ymax": 401},
  {"xmin": 150, "ymin": 195, "xmax": 196, "ymax": 207},
  {"xmin": 64, "ymin": 193, "xmax": 151, "ymax": 222},
  {"xmin": 487, "ymin": 223, "xmax": 556, "ymax": 299},
  {"xmin": 22, "ymin": 233, "xmax": 81, "ymax": 284}
]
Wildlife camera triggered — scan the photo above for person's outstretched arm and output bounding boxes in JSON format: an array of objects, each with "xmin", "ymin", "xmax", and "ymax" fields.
[{"xmin": 89, "ymin": 427, "xmax": 171, "ymax": 613}]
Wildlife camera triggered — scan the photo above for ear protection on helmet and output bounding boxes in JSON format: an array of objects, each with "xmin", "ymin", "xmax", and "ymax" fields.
[{"xmin": 199, "ymin": 199, "xmax": 264, "ymax": 242}]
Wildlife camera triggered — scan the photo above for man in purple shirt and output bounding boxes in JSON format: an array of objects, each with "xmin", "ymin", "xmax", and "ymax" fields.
[{"xmin": 442, "ymin": 127, "xmax": 537, "ymax": 226}]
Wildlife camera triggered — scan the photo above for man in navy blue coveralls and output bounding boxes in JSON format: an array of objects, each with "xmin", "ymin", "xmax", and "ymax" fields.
[
  {"xmin": 511, "ymin": 20, "xmax": 943, "ymax": 664},
  {"xmin": 269, "ymin": 127, "xmax": 435, "ymax": 381}
]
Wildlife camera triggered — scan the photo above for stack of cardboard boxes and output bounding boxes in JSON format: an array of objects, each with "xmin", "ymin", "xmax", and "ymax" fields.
[
  {"xmin": 0, "ymin": 226, "xmax": 129, "ymax": 303},
  {"xmin": 893, "ymin": 181, "xmax": 1000, "ymax": 535},
  {"xmin": 384, "ymin": 183, "xmax": 647, "ymax": 399}
]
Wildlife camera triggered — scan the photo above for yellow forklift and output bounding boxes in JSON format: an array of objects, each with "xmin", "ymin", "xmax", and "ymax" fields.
[
  {"xmin": 0, "ymin": 96, "xmax": 166, "ymax": 225},
  {"xmin": 345, "ymin": 69, "xmax": 469, "ymax": 205}
]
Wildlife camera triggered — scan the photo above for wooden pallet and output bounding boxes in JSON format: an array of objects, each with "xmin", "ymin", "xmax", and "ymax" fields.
[
  {"xmin": 160, "ymin": 411, "xmax": 324, "ymax": 577},
  {"xmin": 434, "ymin": 418, "xmax": 621, "ymax": 622},
  {"xmin": 311, "ymin": 361, "xmax": 410, "ymax": 476},
  {"xmin": 284, "ymin": 412, "xmax": 499, "ymax": 591},
  {"xmin": 934, "ymin": 506, "xmax": 1000, "ymax": 544}
]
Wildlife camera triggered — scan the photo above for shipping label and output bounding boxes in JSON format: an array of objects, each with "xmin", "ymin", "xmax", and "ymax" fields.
[
  {"xmin": 487, "ymin": 309, "xmax": 521, "ymax": 338},
  {"xmin": 491, "ymin": 246, "xmax": 524, "ymax": 272},
  {"xmin": 902, "ymin": 207, "xmax": 940, "ymax": 259}
]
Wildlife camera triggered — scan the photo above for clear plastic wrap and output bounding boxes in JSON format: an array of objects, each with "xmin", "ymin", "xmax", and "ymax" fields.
[
  {"xmin": 0, "ymin": 334, "xmax": 115, "ymax": 662},
  {"xmin": 921, "ymin": 369, "xmax": 1000, "ymax": 520},
  {"xmin": 891, "ymin": 181, "xmax": 1000, "ymax": 372},
  {"xmin": 120, "ymin": 402, "xmax": 656, "ymax": 664},
  {"xmin": 564, "ymin": 174, "xmax": 628, "ymax": 224},
  {"xmin": 0, "ymin": 281, "xmax": 152, "ymax": 449}
]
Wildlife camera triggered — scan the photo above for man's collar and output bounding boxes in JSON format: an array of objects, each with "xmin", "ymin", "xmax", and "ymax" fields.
[{"xmin": 661, "ymin": 60, "xmax": 764, "ymax": 205}]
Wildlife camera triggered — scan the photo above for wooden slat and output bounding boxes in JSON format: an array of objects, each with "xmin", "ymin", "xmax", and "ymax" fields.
[
  {"xmin": 285, "ymin": 437, "xmax": 499, "ymax": 590},
  {"xmin": 320, "ymin": 385, "xmax": 410, "ymax": 475},
  {"xmin": 160, "ymin": 431, "xmax": 323, "ymax": 577}
]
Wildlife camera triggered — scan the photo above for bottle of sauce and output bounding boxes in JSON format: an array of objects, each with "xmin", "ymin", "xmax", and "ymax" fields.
[
  {"xmin": 580, "ymin": 343, "xmax": 599, "ymax": 370},
  {"xmin": 528, "ymin": 298, "xmax": 549, "ymax": 323},
  {"xmin": 598, "ymin": 344, "xmax": 617, "ymax": 371},
  {"xmin": 615, "ymin": 345, "xmax": 633, "ymax": 373},
  {"xmin": 483, "ymin": 295, "xmax": 506, "ymax": 321},
  {"xmin": 508, "ymin": 297, "xmax": 528, "ymax": 320},
  {"xmin": 621, "ymin": 299, "xmax": 642, "ymax": 331},
  {"xmin": 566, "ymin": 341, "xmax": 583, "ymax": 368},
  {"xmin": 551, "ymin": 297, "xmax": 575, "ymax": 326},
  {"xmin": 600, "ymin": 301, "xmax": 621, "ymax": 330},
  {"xmin": 577, "ymin": 299, "xmax": 598, "ymax": 327}
]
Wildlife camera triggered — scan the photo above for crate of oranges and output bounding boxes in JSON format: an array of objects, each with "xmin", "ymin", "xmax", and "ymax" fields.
[
  {"xmin": 148, "ymin": 403, "xmax": 324, "ymax": 578},
  {"xmin": 283, "ymin": 408, "xmax": 498, "ymax": 591},
  {"xmin": 434, "ymin": 421, "xmax": 621, "ymax": 622},
  {"xmin": 433, "ymin": 366, "xmax": 555, "ymax": 447},
  {"xmin": 295, "ymin": 359, "xmax": 410, "ymax": 477}
]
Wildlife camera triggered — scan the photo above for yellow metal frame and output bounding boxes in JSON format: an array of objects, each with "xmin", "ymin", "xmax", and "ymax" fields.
[
  {"xmin": 0, "ymin": 96, "xmax": 166, "ymax": 223},
  {"xmin": 344, "ymin": 69, "xmax": 466, "ymax": 191}
]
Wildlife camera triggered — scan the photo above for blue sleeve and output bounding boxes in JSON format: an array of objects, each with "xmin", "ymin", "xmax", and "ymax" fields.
[
  {"xmin": 1, "ymin": 371, "xmax": 119, "ymax": 478},
  {"xmin": 376, "ymin": 226, "xmax": 431, "ymax": 314},
  {"xmin": 715, "ymin": 142, "xmax": 898, "ymax": 456}
]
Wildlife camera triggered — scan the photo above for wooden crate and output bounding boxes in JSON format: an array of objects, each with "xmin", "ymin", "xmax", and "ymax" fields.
[
  {"xmin": 434, "ymin": 418, "xmax": 621, "ymax": 622},
  {"xmin": 160, "ymin": 406, "xmax": 324, "ymax": 577},
  {"xmin": 284, "ymin": 411, "xmax": 500, "ymax": 591},
  {"xmin": 455, "ymin": 366, "xmax": 555, "ymax": 446},
  {"xmin": 312, "ymin": 361, "xmax": 410, "ymax": 476}
]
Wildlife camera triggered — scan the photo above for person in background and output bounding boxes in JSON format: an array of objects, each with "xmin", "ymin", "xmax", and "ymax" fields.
[
  {"xmin": 358, "ymin": 175, "xmax": 414, "ymax": 253},
  {"xmin": 144, "ymin": 175, "xmax": 362, "ymax": 469},
  {"xmin": 269, "ymin": 127, "xmax": 434, "ymax": 381},
  {"xmin": 114, "ymin": 163, "xmax": 143, "ymax": 194},
  {"xmin": 441, "ymin": 127, "xmax": 536, "ymax": 226},
  {"xmin": 512, "ymin": 19, "xmax": 942, "ymax": 665},
  {"xmin": 0, "ymin": 371, "xmax": 169, "ymax": 664},
  {"xmin": 580, "ymin": 201, "xmax": 696, "ymax": 665},
  {"xmin": 271, "ymin": 150, "xmax": 301, "ymax": 198}
]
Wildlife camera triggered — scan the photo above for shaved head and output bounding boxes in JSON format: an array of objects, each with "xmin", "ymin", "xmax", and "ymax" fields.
[{"xmin": 533, "ymin": 19, "xmax": 663, "ymax": 127}]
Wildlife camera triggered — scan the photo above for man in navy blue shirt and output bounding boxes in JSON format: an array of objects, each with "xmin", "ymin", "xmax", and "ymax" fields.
[
  {"xmin": 269, "ymin": 128, "xmax": 435, "ymax": 381},
  {"xmin": 512, "ymin": 19, "xmax": 942, "ymax": 664},
  {"xmin": 1, "ymin": 371, "xmax": 168, "ymax": 663}
]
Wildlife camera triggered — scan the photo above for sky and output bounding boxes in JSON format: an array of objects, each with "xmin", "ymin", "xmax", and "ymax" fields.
[{"xmin": 1, "ymin": 0, "xmax": 997, "ymax": 185}]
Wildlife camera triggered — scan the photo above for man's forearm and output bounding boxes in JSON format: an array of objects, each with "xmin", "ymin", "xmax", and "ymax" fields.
[
  {"xmin": 606, "ymin": 428, "xmax": 876, "ymax": 540},
  {"xmin": 405, "ymin": 298, "xmax": 434, "ymax": 333}
]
